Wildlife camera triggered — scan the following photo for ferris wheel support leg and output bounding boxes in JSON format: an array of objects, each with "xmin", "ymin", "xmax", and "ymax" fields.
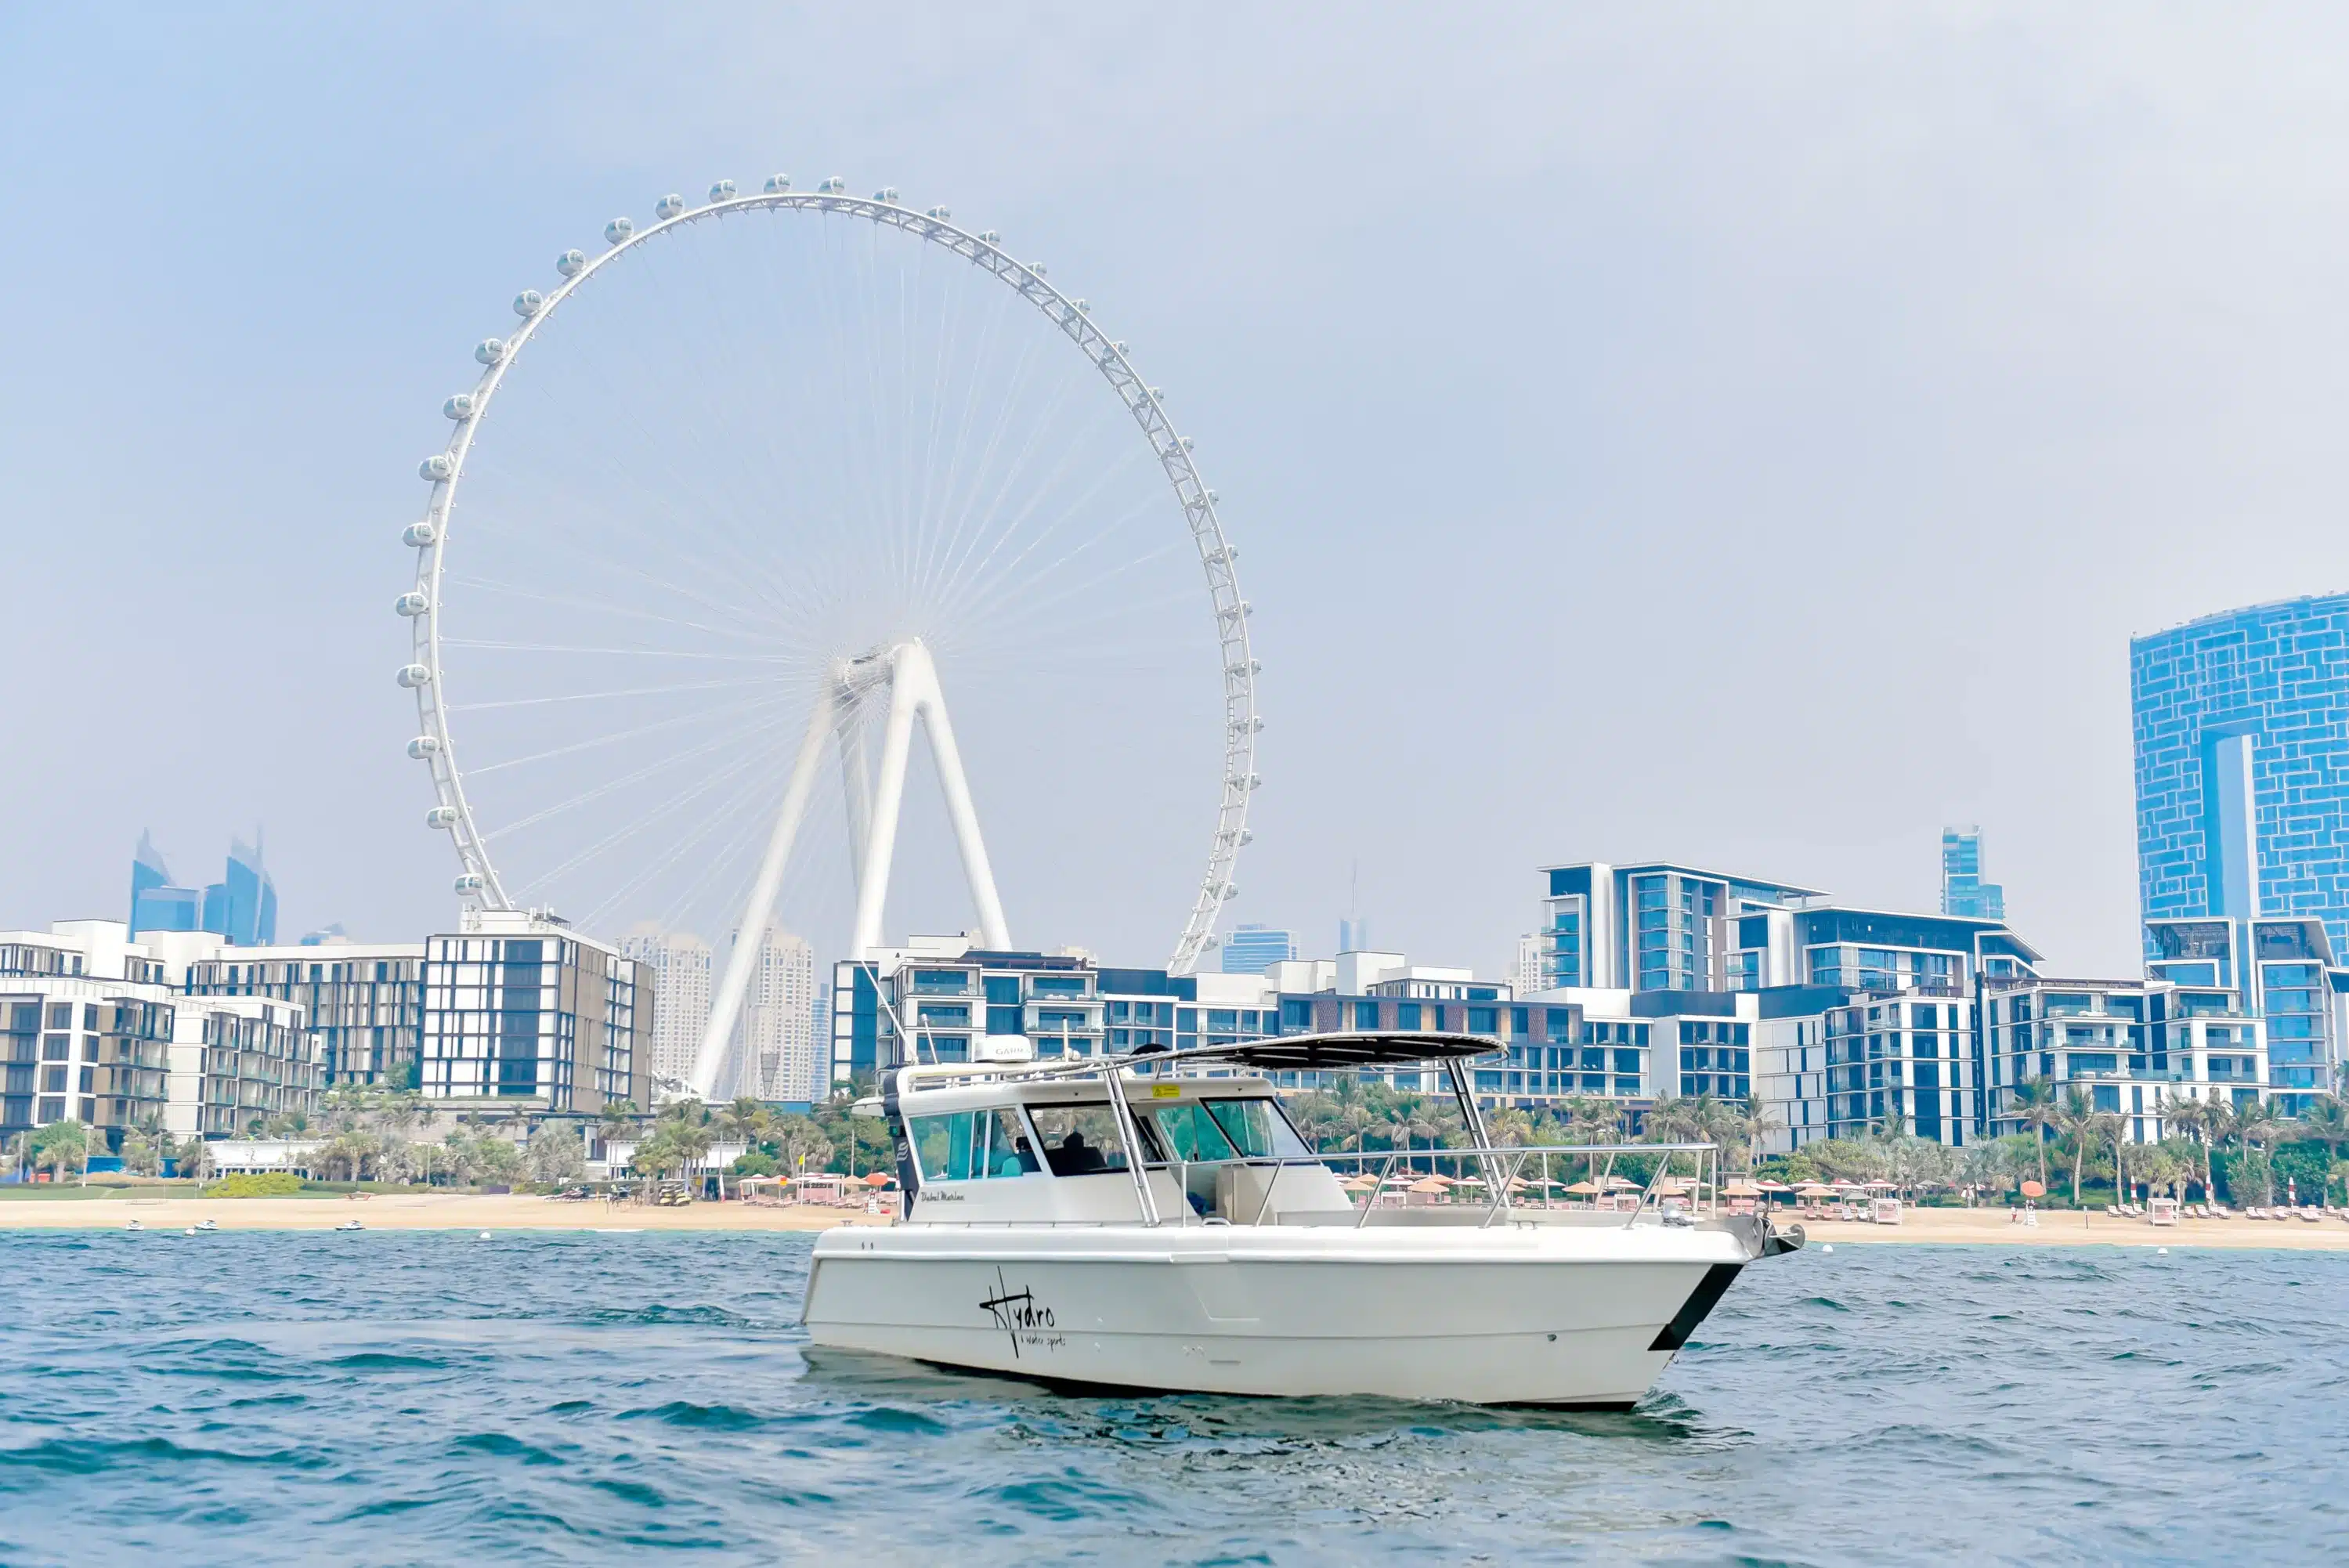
[
  {"xmin": 909, "ymin": 650, "xmax": 1012, "ymax": 953},
  {"xmin": 692, "ymin": 693, "xmax": 833, "ymax": 1101},
  {"xmin": 835, "ymin": 685, "xmax": 874, "ymax": 893},
  {"xmin": 847, "ymin": 662, "xmax": 922, "ymax": 962}
]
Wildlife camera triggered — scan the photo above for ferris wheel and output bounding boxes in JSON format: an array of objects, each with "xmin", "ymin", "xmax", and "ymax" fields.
[{"xmin": 394, "ymin": 176, "xmax": 1260, "ymax": 1095}]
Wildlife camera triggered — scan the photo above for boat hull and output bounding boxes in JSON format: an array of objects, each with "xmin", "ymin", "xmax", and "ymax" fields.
[{"xmin": 803, "ymin": 1223, "xmax": 1759, "ymax": 1407}]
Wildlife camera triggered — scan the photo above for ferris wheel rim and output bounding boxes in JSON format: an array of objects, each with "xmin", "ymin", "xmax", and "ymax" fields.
[{"xmin": 400, "ymin": 186, "xmax": 1258, "ymax": 974}]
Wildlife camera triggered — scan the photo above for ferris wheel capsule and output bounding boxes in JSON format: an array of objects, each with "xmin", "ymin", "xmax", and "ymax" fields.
[
  {"xmin": 418, "ymin": 453, "xmax": 455, "ymax": 482},
  {"xmin": 394, "ymin": 592, "xmax": 429, "ymax": 616},
  {"xmin": 763, "ymin": 174, "xmax": 791, "ymax": 193},
  {"xmin": 556, "ymin": 249, "xmax": 586, "ymax": 278},
  {"xmin": 873, "ymin": 186, "xmax": 899, "ymax": 204},
  {"xmin": 604, "ymin": 217, "xmax": 634, "ymax": 244},
  {"xmin": 475, "ymin": 338, "xmax": 506, "ymax": 366},
  {"xmin": 926, "ymin": 206, "xmax": 950, "ymax": 220},
  {"xmin": 397, "ymin": 664, "xmax": 434, "ymax": 688},
  {"xmin": 979, "ymin": 230, "xmax": 1000, "ymax": 244},
  {"xmin": 425, "ymin": 807, "xmax": 460, "ymax": 829},
  {"xmin": 454, "ymin": 873, "xmax": 484, "ymax": 894},
  {"xmin": 402, "ymin": 521, "xmax": 438, "ymax": 547},
  {"xmin": 708, "ymin": 179, "xmax": 736, "ymax": 203},
  {"xmin": 512, "ymin": 290, "xmax": 544, "ymax": 318},
  {"xmin": 407, "ymin": 735, "xmax": 443, "ymax": 760},
  {"xmin": 819, "ymin": 176, "xmax": 844, "ymax": 193},
  {"xmin": 655, "ymin": 193, "xmax": 685, "ymax": 219},
  {"xmin": 443, "ymin": 393, "xmax": 476, "ymax": 421}
]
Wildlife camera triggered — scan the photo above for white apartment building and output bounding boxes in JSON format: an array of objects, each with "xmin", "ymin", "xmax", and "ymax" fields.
[
  {"xmin": 2, "ymin": 921, "xmax": 321, "ymax": 1153},
  {"xmin": 418, "ymin": 908, "xmax": 645, "ymax": 1114},
  {"xmin": 733, "ymin": 926, "xmax": 817, "ymax": 1103}
]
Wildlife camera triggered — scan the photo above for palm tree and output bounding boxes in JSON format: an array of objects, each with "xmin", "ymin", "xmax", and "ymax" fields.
[
  {"xmin": 1731, "ymin": 1094, "xmax": 1781, "ymax": 1176},
  {"xmin": 2, "ymin": 1130, "xmax": 28, "ymax": 1184},
  {"xmin": 2010, "ymin": 1076, "xmax": 2058, "ymax": 1190},
  {"xmin": 2056, "ymin": 1089, "xmax": 2098, "ymax": 1207},
  {"xmin": 2232, "ymin": 1100, "xmax": 2282, "ymax": 1207}
]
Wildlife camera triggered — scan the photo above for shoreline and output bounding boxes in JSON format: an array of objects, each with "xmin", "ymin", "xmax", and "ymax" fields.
[
  {"xmin": 0, "ymin": 1193, "xmax": 894, "ymax": 1232},
  {"xmin": 0, "ymin": 1194, "xmax": 2344, "ymax": 1247}
]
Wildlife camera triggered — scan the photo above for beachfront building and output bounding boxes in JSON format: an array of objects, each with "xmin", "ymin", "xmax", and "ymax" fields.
[
  {"xmin": 2132, "ymin": 594, "xmax": 2349, "ymax": 955},
  {"xmin": 1981, "ymin": 973, "xmax": 2271, "ymax": 1145},
  {"xmin": 172, "ymin": 936, "xmax": 425, "ymax": 1087},
  {"xmin": 417, "ymin": 909, "xmax": 648, "ymax": 1115},
  {"xmin": 0, "ymin": 920, "xmax": 321, "ymax": 1152},
  {"xmin": 1527, "ymin": 861, "xmax": 2047, "ymax": 1151},
  {"xmin": 2142, "ymin": 915, "xmax": 2346, "ymax": 1111}
]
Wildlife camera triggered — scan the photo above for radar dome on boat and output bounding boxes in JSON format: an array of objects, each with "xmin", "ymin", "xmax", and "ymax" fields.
[
  {"xmin": 396, "ymin": 664, "xmax": 433, "ymax": 688},
  {"xmin": 556, "ymin": 249, "xmax": 586, "ymax": 277}
]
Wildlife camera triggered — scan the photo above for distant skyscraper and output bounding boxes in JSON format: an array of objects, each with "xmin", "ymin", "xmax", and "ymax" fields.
[
  {"xmin": 2133, "ymin": 594, "xmax": 2349, "ymax": 954},
  {"xmin": 1512, "ymin": 932, "xmax": 1546, "ymax": 996},
  {"xmin": 129, "ymin": 832, "xmax": 201, "ymax": 935},
  {"xmin": 734, "ymin": 926, "xmax": 817, "ymax": 1102},
  {"xmin": 620, "ymin": 926, "xmax": 713, "ymax": 1097},
  {"xmin": 1221, "ymin": 923, "xmax": 1296, "ymax": 974},
  {"xmin": 1338, "ymin": 917, "xmax": 1369, "ymax": 953},
  {"xmin": 130, "ymin": 831, "xmax": 274, "ymax": 945},
  {"xmin": 1940, "ymin": 826, "xmax": 2005, "ymax": 920}
]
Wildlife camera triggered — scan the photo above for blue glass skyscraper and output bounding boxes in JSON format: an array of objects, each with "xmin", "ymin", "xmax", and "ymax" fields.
[
  {"xmin": 1220, "ymin": 923, "xmax": 1296, "ymax": 974},
  {"xmin": 2131, "ymin": 594, "xmax": 2349, "ymax": 952},
  {"xmin": 128, "ymin": 831, "xmax": 277, "ymax": 945},
  {"xmin": 1940, "ymin": 827, "xmax": 2005, "ymax": 920}
]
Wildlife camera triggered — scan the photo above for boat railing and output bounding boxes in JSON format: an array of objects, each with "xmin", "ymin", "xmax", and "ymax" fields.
[{"xmin": 1145, "ymin": 1142, "xmax": 1725, "ymax": 1230}]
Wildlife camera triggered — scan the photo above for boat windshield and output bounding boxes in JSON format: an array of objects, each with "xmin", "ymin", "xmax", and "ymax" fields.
[
  {"xmin": 1028, "ymin": 1103, "xmax": 1133, "ymax": 1176},
  {"xmin": 1199, "ymin": 1097, "xmax": 1314, "ymax": 1160}
]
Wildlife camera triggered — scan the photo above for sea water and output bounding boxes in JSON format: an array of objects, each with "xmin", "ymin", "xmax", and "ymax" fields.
[{"xmin": 0, "ymin": 1231, "xmax": 2340, "ymax": 1565}]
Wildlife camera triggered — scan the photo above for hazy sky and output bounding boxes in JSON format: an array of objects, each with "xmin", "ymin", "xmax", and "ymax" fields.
[{"xmin": 7, "ymin": 4, "xmax": 2348, "ymax": 978}]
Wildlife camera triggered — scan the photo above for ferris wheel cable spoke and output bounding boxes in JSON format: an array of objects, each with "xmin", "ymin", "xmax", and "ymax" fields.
[
  {"xmin": 576, "ymin": 753, "xmax": 790, "ymax": 930},
  {"xmin": 931, "ymin": 437, "xmax": 1164, "ymax": 612},
  {"xmin": 443, "ymin": 576, "xmax": 795, "ymax": 646},
  {"xmin": 513, "ymin": 736, "xmax": 789, "ymax": 903},
  {"xmin": 924, "ymin": 410, "xmax": 1152, "ymax": 628},
  {"xmin": 439, "ymin": 638, "xmax": 813, "ymax": 665},
  {"xmin": 449, "ymin": 674, "xmax": 799, "ymax": 714},
  {"xmin": 494, "ymin": 707, "xmax": 797, "ymax": 862},
  {"xmin": 461, "ymin": 689, "xmax": 804, "ymax": 779},
  {"xmin": 916, "ymin": 352, "xmax": 1097, "ymax": 613},
  {"xmin": 904, "ymin": 293, "xmax": 1064, "ymax": 609},
  {"xmin": 939, "ymin": 540, "xmax": 1198, "ymax": 651},
  {"xmin": 910, "ymin": 273, "xmax": 1022, "ymax": 609},
  {"xmin": 482, "ymin": 716, "xmax": 794, "ymax": 844}
]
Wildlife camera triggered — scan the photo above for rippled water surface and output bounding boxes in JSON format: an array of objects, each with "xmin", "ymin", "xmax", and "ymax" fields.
[{"xmin": 1, "ymin": 1231, "xmax": 2343, "ymax": 1565}]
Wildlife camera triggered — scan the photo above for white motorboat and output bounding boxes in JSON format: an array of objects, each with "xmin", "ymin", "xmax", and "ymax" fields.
[{"xmin": 804, "ymin": 1032, "xmax": 1802, "ymax": 1407}]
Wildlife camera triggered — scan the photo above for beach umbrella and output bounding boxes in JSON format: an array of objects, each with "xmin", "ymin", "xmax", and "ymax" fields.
[
  {"xmin": 1726, "ymin": 1181, "xmax": 1762, "ymax": 1197},
  {"xmin": 1565, "ymin": 1180, "xmax": 1601, "ymax": 1194},
  {"xmin": 862, "ymin": 1171, "xmax": 896, "ymax": 1187},
  {"xmin": 1795, "ymin": 1183, "xmax": 1836, "ymax": 1197},
  {"xmin": 1755, "ymin": 1180, "xmax": 1792, "ymax": 1192}
]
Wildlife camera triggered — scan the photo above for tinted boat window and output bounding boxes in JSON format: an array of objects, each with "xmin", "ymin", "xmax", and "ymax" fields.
[
  {"xmin": 1202, "ymin": 1098, "xmax": 1314, "ymax": 1159},
  {"xmin": 1147, "ymin": 1100, "xmax": 1241, "ymax": 1162},
  {"xmin": 909, "ymin": 1109, "xmax": 1041, "ymax": 1181},
  {"xmin": 1028, "ymin": 1103, "xmax": 1132, "ymax": 1175}
]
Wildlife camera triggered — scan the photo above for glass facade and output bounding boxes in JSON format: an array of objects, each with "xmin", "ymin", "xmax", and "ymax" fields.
[
  {"xmin": 419, "ymin": 925, "xmax": 641, "ymax": 1111},
  {"xmin": 1220, "ymin": 924, "xmax": 1297, "ymax": 975},
  {"xmin": 128, "ymin": 832, "xmax": 276, "ymax": 946},
  {"xmin": 2132, "ymin": 594, "xmax": 2349, "ymax": 955},
  {"xmin": 1941, "ymin": 826, "xmax": 2005, "ymax": 919}
]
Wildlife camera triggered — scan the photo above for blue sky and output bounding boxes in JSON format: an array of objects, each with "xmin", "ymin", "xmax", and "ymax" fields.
[{"xmin": 6, "ymin": 5, "xmax": 2348, "ymax": 976}]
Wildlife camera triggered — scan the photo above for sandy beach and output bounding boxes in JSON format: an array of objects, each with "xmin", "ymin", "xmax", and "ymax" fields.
[{"xmin": 1, "ymin": 1192, "xmax": 2344, "ymax": 1247}]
